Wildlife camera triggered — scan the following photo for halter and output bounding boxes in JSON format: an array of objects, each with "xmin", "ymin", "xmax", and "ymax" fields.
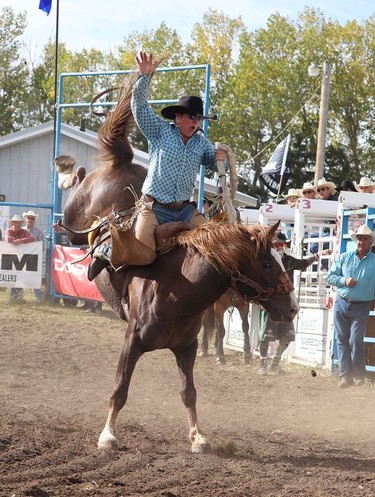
[{"xmin": 230, "ymin": 270, "xmax": 294, "ymax": 303}]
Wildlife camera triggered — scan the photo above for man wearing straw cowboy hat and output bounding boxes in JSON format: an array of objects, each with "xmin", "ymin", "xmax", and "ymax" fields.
[
  {"xmin": 22, "ymin": 210, "xmax": 44, "ymax": 242},
  {"xmin": 314, "ymin": 178, "xmax": 339, "ymax": 201},
  {"xmin": 327, "ymin": 224, "xmax": 375, "ymax": 389},
  {"xmin": 354, "ymin": 177, "xmax": 375, "ymax": 193},
  {"xmin": 22, "ymin": 210, "xmax": 45, "ymax": 302},
  {"xmin": 298, "ymin": 182, "xmax": 316, "ymax": 199},
  {"xmin": 5, "ymin": 214, "xmax": 33, "ymax": 302}
]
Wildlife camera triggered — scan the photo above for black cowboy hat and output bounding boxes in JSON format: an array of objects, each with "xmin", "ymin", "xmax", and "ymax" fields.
[
  {"xmin": 272, "ymin": 231, "xmax": 291, "ymax": 245},
  {"xmin": 161, "ymin": 96, "xmax": 217, "ymax": 120},
  {"xmin": 336, "ymin": 180, "xmax": 357, "ymax": 192}
]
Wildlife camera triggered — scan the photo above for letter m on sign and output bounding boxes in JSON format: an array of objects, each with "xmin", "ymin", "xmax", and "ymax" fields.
[{"xmin": 1, "ymin": 254, "xmax": 38, "ymax": 271}]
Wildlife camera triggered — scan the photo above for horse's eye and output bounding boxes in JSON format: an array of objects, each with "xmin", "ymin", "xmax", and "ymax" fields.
[{"xmin": 263, "ymin": 262, "xmax": 271, "ymax": 269}]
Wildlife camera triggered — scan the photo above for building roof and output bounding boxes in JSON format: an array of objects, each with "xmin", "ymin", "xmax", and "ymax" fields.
[{"xmin": 0, "ymin": 122, "xmax": 257, "ymax": 207}]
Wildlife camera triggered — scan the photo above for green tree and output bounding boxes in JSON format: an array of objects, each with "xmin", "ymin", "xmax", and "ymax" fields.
[{"xmin": 0, "ymin": 7, "xmax": 30, "ymax": 134}]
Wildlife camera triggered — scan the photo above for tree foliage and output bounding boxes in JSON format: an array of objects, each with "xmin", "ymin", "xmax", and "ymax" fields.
[{"xmin": 0, "ymin": 6, "xmax": 374, "ymax": 203}]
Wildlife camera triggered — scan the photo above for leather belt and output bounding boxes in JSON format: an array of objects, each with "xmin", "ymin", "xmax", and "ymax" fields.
[
  {"xmin": 340, "ymin": 296, "xmax": 372, "ymax": 304},
  {"xmin": 143, "ymin": 194, "xmax": 190, "ymax": 211}
]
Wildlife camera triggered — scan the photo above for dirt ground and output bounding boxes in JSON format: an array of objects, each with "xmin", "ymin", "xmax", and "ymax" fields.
[{"xmin": 1, "ymin": 292, "xmax": 375, "ymax": 497}]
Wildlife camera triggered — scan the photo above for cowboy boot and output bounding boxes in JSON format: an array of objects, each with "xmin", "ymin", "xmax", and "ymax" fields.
[
  {"xmin": 257, "ymin": 357, "xmax": 268, "ymax": 376},
  {"xmin": 88, "ymin": 243, "xmax": 112, "ymax": 281}
]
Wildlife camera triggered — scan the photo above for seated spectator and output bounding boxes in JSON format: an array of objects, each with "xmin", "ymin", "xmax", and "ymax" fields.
[
  {"xmin": 337, "ymin": 180, "xmax": 357, "ymax": 193},
  {"xmin": 354, "ymin": 177, "xmax": 375, "ymax": 193},
  {"xmin": 314, "ymin": 178, "xmax": 339, "ymax": 201},
  {"xmin": 282, "ymin": 188, "xmax": 301, "ymax": 207},
  {"xmin": 298, "ymin": 182, "xmax": 316, "ymax": 199}
]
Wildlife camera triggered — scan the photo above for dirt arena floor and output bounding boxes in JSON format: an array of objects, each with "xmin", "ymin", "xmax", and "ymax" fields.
[{"xmin": 1, "ymin": 291, "xmax": 375, "ymax": 497}]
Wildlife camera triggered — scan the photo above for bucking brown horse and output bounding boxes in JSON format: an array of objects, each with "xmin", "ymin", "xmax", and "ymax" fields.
[{"xmin": 57, "ymin": 73, "xmax": 299, "ymax": 453}]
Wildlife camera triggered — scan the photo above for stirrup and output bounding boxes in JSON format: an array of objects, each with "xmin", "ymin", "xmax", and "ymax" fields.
[{"xmin": 88, "ymin": 257, "xmax": 110, "ymax": 281}]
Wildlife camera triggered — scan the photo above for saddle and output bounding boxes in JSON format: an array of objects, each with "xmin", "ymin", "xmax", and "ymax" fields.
[{"xmin": 110, "ymin": 220, "xmax": 194, "ymax": 267}]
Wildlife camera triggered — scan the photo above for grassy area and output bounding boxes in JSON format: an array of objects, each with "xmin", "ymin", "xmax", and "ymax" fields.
[{"xmin": 0, "ymin": 287, "xmax": 125, "ymax": 329}]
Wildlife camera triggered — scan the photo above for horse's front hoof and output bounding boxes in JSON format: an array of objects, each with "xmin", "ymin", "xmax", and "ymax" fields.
[
  {"xmin": 215, "ymin": 356, "xmax": 226, "ymax": 365},
  {"xmin": 98, "ymin": 428, "xmax": 119, "ymax": 450},
  {"xmin": 191, "ymin": 435, "xmax": 211, "ymax": 454}
]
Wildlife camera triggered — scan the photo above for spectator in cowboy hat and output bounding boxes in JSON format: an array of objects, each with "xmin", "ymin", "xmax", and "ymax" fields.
[
  {"xmin": 22, "ymin": 210, "xmax": 45, "ymax": 302},
  {"xmin": 258, "ymin": 230, "xmax": 329, "ymax": 376},
  {"xmin": 282, "ymin": 188, "xmax": 301, "ymax": 207},
  {"xmin": 298, "ymin": 182, "xmax": 316, "ymax": 199},
  {"xmin": 5, "ymin": 214, "xmax": 33, "ymax": 302},
  {"xmin": 23, "ymin": 210, "xmax": 44, "ymax": 242},
  {"xmin": 314, "ymin": 178, "xmax": 339, "ymax": 201},
  {"xmin": 327, "ymin": 224, "xmax": 375, "ymax": 389},
  {"xmin": 337, "ymin": 180, "xmax": 357, "ymax": 193},
  {"xmin": 355, "ymin": 177, "xmax": 375, "ymax": 193}
]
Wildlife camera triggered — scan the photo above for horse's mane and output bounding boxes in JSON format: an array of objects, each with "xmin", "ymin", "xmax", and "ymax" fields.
[
  {"xmin": 97, "ymin": 72, "xmax": 139, "ymax": 168},
  {"xmin": 176, "ymin": 223, "xmax": 272, "ymax": 275}
]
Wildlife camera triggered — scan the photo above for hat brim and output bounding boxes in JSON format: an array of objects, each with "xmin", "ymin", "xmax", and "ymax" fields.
[
  {"xmin": 23, "ymin": 212, "xmax": 39, "ymax": 219},
  {"xmin": 349, "ymin": 230, "xmax": 375, "ymax": 246},
  {"xmin": 161, "ymin": 105, "xmax": 215, "ymax": 120},
  {"xmin": 355, "ymin": 185, "xmax": 375, "ymax": 192},
  {"xmin": 313, "ymin": 182, "xmax": 336, "ymax": 193}
]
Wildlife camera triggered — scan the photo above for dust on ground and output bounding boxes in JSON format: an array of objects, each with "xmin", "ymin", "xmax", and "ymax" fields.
[{"xmin": 1, "ymin": 291, "xmax": 375, "ymax": 497}]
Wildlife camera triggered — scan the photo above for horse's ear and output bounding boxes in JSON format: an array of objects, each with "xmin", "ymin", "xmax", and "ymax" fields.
[{"xmin": 267, "ymin": 221, "xmax": 281, "ymax": 240}]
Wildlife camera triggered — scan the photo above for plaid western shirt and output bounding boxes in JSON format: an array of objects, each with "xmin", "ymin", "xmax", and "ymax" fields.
[{"xmin": 131, "ymin": 75, "xmax": 217, "ymax": 204}]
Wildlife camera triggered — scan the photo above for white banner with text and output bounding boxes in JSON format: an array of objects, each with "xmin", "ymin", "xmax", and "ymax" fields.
[{"xmin": 0, "ymin": 241, "xmax": 43, "ymax": 289}]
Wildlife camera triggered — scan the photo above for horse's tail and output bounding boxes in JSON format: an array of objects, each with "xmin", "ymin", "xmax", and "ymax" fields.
[
  {"xmin": 97, "ymin": 72, "xmax": 139, "ymax": 168},
  {"xmin": 202, "ymin": 305, "xmax": 217, "ymax": 343}
]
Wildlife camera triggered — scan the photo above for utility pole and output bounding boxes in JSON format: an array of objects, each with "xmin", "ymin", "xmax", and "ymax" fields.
[{"xmin": 313, "ymin": 61, "xmax": 332, "ymax": 185}]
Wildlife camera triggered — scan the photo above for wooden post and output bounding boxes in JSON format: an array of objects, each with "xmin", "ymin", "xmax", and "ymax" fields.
[{"xmin": 314, "ymin": 62, "xmax": 331, "ymax": 185}]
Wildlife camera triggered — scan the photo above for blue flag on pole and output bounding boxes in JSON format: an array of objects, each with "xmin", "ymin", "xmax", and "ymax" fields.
[{"xmin": 39, "ymin": 0, "xmax": 52, "ymax": 15}]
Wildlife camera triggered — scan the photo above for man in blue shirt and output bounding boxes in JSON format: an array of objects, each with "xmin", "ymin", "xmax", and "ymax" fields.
[
  {"xmin": 89, "ymin": 52, "xmax": 227, "ymax": 280},
  {"xmin": 327, "ymin": 224, "xmax": 375, "ymax": 388}
]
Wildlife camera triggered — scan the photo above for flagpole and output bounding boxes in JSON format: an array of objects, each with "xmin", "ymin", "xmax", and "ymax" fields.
[
  {"xmin": 52, "ymin": 0, "xmax": 60, "ymax": 159},
  {"xmin": 275, "ymin": 134, "xmax": 290, "ymax": 203}
]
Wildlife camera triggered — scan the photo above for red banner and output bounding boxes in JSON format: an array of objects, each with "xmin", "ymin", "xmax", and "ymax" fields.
[{"xmin": 52, "ymin": 245, "xmax": 104, "ymax": 302}]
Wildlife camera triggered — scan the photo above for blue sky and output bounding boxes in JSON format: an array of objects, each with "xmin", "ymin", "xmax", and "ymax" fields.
[{"xmin": 2, "ymin": 0, "xmax": 374, "ymax": 60}]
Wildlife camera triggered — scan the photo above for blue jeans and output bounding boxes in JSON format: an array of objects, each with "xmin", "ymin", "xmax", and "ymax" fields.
[
  {"xmin": 334, "ymin": 297, "xmax": 371, "ymax": 380},
  {"xmin": 152, "ymin": 202, "xmax": 196, "ymax": 224}
]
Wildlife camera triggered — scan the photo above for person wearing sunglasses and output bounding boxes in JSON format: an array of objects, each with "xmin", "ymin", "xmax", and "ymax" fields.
[
  {"xmin": 90, "ymin": 51, "xmax": 228, "ymax": 279},
  {"xmin": 313, "ymin": 178, "xmax": 339, "ymax": 201},
  {"xmin": 298, "ymin": 182, "xmax": 316, "ymax": 199}
]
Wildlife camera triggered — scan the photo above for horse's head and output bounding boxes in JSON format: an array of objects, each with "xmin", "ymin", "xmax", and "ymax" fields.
[
  {"xmin": 178, "ymin": 221, "xmax": 298, "ymax": 322},
  {"xmin": 231, "ymin": 222, "xmax": 299, "ymax": 321}
]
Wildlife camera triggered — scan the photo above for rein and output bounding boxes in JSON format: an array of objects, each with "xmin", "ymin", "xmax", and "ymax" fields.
[
  {"xmin": 57, "ymin": 207, "xmax": 134, "ymax": 235},
  {"xmin": 231, "ymin": 270, "xmax": 293, "ymax": 303}
]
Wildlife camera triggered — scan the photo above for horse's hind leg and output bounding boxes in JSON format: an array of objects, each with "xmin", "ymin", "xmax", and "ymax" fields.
[
  {"xmin": 172, "ymin": 340, "xmax": 211, "ymax": 454},
  {"xmin": 214, "ymin": 312, "xmax": 226, "ymax": 365},
  {"xmin": 198, "ymin": 314, "xmax": 209, "ymax": 358},
  {"xmin": 98, "ymin": 334, "xmax": 143, "ymax": 450},
  {"xmin": 242, "ymin": 315, "xmax": 251, "ymax": 364}
]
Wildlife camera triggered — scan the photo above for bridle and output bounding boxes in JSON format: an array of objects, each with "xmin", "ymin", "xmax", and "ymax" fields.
[{"xmin": 230, "ymin": 270, "xmax": 294, "ymax": 303}]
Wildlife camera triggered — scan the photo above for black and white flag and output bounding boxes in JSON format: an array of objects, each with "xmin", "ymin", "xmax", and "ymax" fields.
[{"xmin": 259, "ymin": 135, "xmax": 291, "ymax": 195}]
